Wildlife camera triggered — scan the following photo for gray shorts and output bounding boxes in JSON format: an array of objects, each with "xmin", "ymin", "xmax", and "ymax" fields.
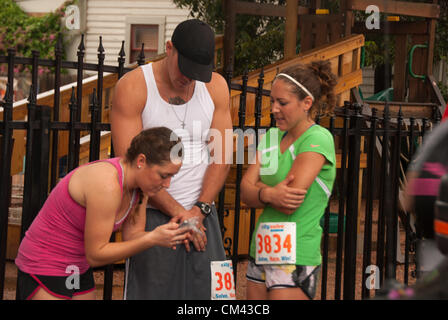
[
  {"xmin": 246, "ymin": 260, "xmax": 321, "ymax": 299},
  {"xmin": 124, "ymin": 206, "xmax": 226, "ymax": 300}
]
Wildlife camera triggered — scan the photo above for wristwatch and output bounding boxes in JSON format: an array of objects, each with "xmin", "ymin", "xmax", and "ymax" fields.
[{"xmin": 194, "ymin": 201, "xmax": 212, "ymax": 217}]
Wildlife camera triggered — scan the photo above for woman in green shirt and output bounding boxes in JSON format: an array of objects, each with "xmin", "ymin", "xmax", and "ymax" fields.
[{"xmin": 241, "ymin": 60, "xmax": 337, "ymax": 300}]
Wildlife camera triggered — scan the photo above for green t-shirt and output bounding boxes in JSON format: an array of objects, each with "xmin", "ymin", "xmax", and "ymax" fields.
[{"xmin": 249, "ymin": 125, "xmax": 336, "ymax": 266}]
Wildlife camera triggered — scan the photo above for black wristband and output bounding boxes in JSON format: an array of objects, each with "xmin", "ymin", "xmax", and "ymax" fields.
[{"xmin": 258, "ymin": 187, "xmax": 269, "ymax": 205}]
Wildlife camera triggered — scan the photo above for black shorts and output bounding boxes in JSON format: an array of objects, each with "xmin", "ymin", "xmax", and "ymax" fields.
[{"xmin": 17, "ymin": 268, "xmax": 96, "ymax": 300}]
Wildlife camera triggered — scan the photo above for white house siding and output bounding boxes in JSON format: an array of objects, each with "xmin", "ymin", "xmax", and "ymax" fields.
[
  {"xmin": 359, "ymin": 66, "xmax": 375, "ymax": 99},
  {"xmin": 434, "ymin": 60, "xmax": 448, "ymax": 86},
  {"xmin": 85, "ymin": 0, "xmax": 190, "ymax": 66}
]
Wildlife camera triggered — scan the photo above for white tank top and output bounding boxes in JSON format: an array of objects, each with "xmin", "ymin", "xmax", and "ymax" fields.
[{"xmin": 140, "ymin": 63, "xmax": 214, "ymax": 210}]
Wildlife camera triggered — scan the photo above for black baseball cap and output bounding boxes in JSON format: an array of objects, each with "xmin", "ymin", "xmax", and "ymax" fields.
[{"xmin": 171, "ymin": 19, "xmax": 215, "ymax": 83}]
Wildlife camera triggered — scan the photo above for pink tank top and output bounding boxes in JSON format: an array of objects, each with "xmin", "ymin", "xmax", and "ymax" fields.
[{"xmin": 15, "ymin": 157, "xmax": 138, "ymax": 276}]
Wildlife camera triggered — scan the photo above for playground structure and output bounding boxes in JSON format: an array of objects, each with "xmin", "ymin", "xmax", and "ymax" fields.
[
  {"xmin": 0, "ymin": 0, "xmax": 447, "ymax": 300},
  {"xmin": 224, "ymin": 0, "xmax": 445, "ymax": 115}
]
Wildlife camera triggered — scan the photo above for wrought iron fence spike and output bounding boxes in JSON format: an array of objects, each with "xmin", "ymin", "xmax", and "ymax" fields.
[
  {"xmin": 78, "ymin": 34, "xmax": 85, "ymax": 53},
  {"xmin": 55, "ymin": 34, "xmax": 63, "ymax": 53},
  {"xmin": 98, "ymin": 36, "xmax": 105, "ymax": 54},
  {"xmin": 69, "ymin": 86, "xmax": 77, "ymax": 109},
  {"xmin": 138, "ymin": 43, "xmax": 145, "ymax": 65},
  {"xmin": 27, "ymin": 85, "xmax": 36, "ymax": 104},
  {"xmin": 119, "ymin": 41, "xmax": 126, "ymax": 58}
]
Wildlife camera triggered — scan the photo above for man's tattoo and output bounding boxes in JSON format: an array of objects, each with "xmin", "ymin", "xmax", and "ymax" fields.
[{"xmin": 169, "ymin": 96, "xmax": 186, "ymax": 105}]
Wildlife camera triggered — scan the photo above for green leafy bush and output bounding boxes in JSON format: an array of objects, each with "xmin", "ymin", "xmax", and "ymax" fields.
[
  {"xmin": 438, "ymin": 81, "xmax": 448, "ymax": 103},
  {"xmin": 0, "ymin": 0, "xmax": 75, "ymax": 73},
  {"xmin": 173, "ymin": 0, "xmax": 288, "ymax": 76}
]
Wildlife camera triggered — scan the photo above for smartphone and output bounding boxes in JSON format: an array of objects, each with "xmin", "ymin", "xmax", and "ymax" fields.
[{"xmin": 179, "ymin": 218, "xmax": 201, "ymax": 234}]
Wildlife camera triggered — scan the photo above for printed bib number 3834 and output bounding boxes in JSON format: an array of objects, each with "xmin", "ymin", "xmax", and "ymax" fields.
[
  {"xmin": 255, "ymin": 222, "xmax": 296, "ymax": 264},
  {"xmin": 211, "ymin": 260, "xmax": 236, "ymax": 300}
]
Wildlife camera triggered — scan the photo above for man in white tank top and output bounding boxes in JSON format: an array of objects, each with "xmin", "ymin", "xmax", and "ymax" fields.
[{"xmin": 111, "ymin": 19, "xmax": 232, "ymax": 299}]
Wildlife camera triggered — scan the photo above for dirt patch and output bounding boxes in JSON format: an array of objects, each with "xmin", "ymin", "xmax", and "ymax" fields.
[{"xmin": 3, "ymin": 255, "xmax": 414, "ymax": 300}]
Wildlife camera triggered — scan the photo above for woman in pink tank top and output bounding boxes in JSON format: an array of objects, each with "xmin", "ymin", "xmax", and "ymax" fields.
[{"xmin": 15, "ymin": 127, "xmax": 189, "ymax": 300}]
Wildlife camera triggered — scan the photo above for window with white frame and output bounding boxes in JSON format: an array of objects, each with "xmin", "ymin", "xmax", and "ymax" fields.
[{"xmin": 125, "ymin": 17, "xmax": 165, "ymax": 65}]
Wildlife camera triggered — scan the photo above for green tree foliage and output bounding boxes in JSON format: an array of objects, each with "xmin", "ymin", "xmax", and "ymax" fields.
[
  {"xmin": 173, "ymin": 0, "xmax": 288, "ymax": 76},
  {"xmin": 174, "ymin": 0, "xmax": 447, "ymax": 79},
  {"xmin": 435, "ymin": 1, "xmax": 448, "ymax": 63}
]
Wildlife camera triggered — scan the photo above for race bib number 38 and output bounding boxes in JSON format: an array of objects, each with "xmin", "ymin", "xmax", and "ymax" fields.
[
  {"xmin": 256, "ymin": 222, "xmax": 296, "ymax": 264},
  {"xmin": 211, "ymin": 260, "xmax": 236, "ymax": 300}
]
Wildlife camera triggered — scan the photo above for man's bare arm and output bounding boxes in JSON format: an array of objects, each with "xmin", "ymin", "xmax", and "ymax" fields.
[
  {"xmin": 110, "ymin": 68, "xmax": 146, "ymax": 156},
  {"xmin": 196, "ymin": 72, "xmax": 232, "ymax": 205},
  {"xmin": 147, "ymin": 189, "xmax": 186, "ymax": 218}
]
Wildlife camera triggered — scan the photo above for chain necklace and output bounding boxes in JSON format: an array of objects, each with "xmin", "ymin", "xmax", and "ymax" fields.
[
  {"xmin": 169, "ymin": 83, "xmax": 192, "ymax": 129},
  {"xmin": 119, "ymin": 160, "xmax": 132, "ymax": 211}
]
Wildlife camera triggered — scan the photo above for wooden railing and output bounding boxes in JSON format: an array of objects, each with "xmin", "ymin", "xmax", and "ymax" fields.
[
  {"xmin": 4, "ymin": 35, "xmax": 226, "ymax": 176},
  {"xmin": 4, "ymin": 73, "xmax": 118, "ymax": 176},
  {"xmin": 229, "ymin": 34, "xmax": 365, "ymax": 128}
]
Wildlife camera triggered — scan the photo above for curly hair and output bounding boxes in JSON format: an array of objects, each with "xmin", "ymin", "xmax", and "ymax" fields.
[
  {"xmin": 125, "ymin": 126, "xmax": 183, "ymax": 166},
  {"xmin": 276, "ymin": 60, "xmax": 338, "ymax": 119},
  {"xmin": 124, "ymin": 127, "xmax": 183, "ymax": 205}
]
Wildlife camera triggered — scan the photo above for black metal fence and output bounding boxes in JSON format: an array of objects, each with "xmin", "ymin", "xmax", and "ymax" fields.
[
  {"xmin": 225, "ymin": 73, "xmax": 440, "ymax": 299},
  {"xmin": 0, "ymin": 36, "xmax": 441, "ymax": 300},
  {"xmin": 0, "ymin": 36, "xmax": 133, "ymax": 300}
]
